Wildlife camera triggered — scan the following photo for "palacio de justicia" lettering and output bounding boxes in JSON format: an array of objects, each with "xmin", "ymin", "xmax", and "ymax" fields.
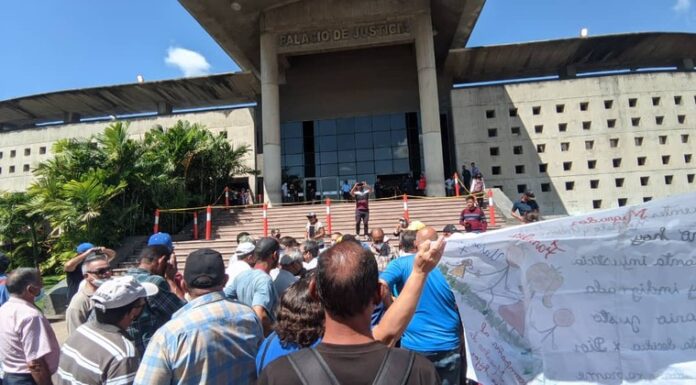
[{"xmin": 279, "ymin": 21, "xmax": 411, "ymax": 48}]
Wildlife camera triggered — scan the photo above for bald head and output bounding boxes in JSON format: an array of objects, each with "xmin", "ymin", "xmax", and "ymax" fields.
[
  {"xmin": 370, "ymin": 228, "xmax": 385, "ymax": 243},
  {"xmin": 415, "ymin": 227, "xmax": 438, "ymax": 247},
  {"xmin": 317, "ymin": 241, "xmax": 378, "ymax": 318}
]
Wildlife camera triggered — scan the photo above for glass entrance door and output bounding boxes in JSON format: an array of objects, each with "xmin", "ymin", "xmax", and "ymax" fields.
[{"xmin": 304, "ymin": 177, "xmax": 340, "ymax": 202}]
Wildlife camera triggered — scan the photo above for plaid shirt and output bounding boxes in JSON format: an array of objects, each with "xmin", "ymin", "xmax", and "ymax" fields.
[
  {"xmin": 125, "ymin": 268, "xmax": 185, "ymax": 356},
  {"xmin": 134, "ymin": 291, "xmax": 263, "ymax": 385}
]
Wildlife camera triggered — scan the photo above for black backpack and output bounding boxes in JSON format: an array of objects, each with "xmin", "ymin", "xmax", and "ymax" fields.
[{"xmin": 287, "ymin": 347, "xmax": 416, "ymax": 385}]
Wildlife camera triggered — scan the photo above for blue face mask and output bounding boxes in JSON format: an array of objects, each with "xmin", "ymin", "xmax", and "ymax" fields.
[{"xmin": 31, "ymin": 286, "xmax": 45, "ymax": 302}]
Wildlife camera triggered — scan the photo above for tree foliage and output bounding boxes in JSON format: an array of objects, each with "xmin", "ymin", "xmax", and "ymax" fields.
[{"xmin": 0, "ymin": 120, "xmax": 254, "ymax": 273}]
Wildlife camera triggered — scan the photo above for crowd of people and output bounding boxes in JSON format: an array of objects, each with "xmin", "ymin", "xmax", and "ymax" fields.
[{"xmin": 0, "ymin": 179, "xmax": 542, "ymax": 385}]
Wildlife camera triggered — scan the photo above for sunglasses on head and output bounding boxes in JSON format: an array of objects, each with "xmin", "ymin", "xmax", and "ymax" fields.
[{"xmin": 88, "ymin": 267, "xmax": 113, "ymax": 276}]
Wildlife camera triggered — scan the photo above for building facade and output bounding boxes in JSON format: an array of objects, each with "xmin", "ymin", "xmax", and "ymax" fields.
[
  {"xmin": 1, "ymin": 0, "xmax": 695, "ymax": 217},
  {"xmin": 452, "ymin": 72, "xmax": 696, "ymax": 215},
  {"xmin": 0, "ymin": 108, "xmax": 256, "ymax": 192}
]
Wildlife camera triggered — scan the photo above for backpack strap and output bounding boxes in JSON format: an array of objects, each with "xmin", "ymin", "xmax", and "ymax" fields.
[
  {"xmin": 372, "ymin": 349, "xmax": 416, "ymax": 385},
  {"xmin": 287, "ymin": 348, "xmax": 341, "ymax": 385}
]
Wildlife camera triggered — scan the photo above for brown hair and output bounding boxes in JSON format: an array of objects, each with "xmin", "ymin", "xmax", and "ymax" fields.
[{"xmin": 274, "ymin": 272, "xmax": 324, "ymax": 347}]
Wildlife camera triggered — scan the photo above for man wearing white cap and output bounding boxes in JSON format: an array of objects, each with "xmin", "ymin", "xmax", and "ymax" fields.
[
  {"xmin": 225, "ymin": 242, "xmax": 256, "ymax": 283},
  {"xmin": 57, "ymin": 276, "xmax": 158, "ymax": 385},
  {"xmin": 272, "ymin": 249, "xmax": 302, "ymax": 295}
]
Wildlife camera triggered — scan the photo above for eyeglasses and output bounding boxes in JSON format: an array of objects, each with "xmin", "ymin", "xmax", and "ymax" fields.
[{"xmin": 87, "ymin": 267, "xmax": 113, "ymax": 276}]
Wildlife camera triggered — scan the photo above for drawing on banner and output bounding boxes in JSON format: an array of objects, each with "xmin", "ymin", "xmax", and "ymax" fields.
[{"xmin": 442, "ymin": 192, "xmax": 696, "ymax": 385}]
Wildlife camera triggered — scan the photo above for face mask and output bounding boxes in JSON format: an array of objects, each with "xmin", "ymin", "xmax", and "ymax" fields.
[
  {"xmin": 92, "ymin": 278, "xmax": 110, "ymax": 287},
  {"xmin": 32, "ymin": 287, "xmax": 45, "ymax": 302}
]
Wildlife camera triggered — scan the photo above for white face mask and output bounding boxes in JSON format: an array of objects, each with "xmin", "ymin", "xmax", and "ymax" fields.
[{"xmin": 92, "ymin": 278, "xmax": 110, "ymax": 287}]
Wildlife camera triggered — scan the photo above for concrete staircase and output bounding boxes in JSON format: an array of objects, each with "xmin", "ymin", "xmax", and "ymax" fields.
[{"xmin": 117, "ymin": 196, "xmax": 510, "ymax": 272}]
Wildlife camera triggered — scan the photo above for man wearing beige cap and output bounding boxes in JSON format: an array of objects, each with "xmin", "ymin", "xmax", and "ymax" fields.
[{"xmin": 57, "ymin": 276, "xmax": 158, "ymax": 385}]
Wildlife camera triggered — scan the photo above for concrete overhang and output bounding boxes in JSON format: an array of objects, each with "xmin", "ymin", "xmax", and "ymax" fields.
[
  {"xmin": 446, "ymin": 32, "xmax": 696, "ymax": 84},
  {"xmin": 178, "ymin": 0, "xmax": 486, "ymax": 74},
  {"xmin": 0, "ymin": 72, "xmax": 260, "ymax": 129}
]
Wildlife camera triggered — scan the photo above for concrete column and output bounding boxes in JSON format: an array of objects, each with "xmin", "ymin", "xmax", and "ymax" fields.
[
  {"xmin": 260, "ymin": 32, "xmax": 282, "ymax": 205},
  {"xmin": 414, "ymin": 13, "xmax": 445, "ymax": 196}
]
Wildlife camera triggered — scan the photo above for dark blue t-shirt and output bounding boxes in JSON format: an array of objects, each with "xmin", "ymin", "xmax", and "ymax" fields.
[
  {"xmin": 512, "ymin": 199, "xmax": 539, "ymax": 216},
  {"xmin": 379, "ymin": 255, "xmax": 461, "ymax": 353},
  {"xmin": 256, "ymin": 332, "xmax": 322, "ymax": 375}
]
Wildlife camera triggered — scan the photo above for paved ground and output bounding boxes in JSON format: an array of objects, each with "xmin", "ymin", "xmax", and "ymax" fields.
[{"xmin": 50, "ymin": 319, "xmax": 68, "ymax": 344}]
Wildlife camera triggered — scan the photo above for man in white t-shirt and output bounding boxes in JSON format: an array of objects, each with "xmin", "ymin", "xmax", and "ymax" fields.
[
  {"xmin": 224, "ymin": 242, "xmax": 255, "ymax": 283},
  {"xmin": 305, "ymin": 212, "xmax": 325, "ymax": 246}
]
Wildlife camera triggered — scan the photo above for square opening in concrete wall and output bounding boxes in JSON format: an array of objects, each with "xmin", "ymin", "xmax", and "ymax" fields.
[
  {"xmin": 631, "ymin": 117, "xmax": 640, "ymax": 127},
  {"xmin": 511, "ymin": 126, "xmax": 521, "ymax": 135},
  {"xmin": 688, "ymin": 174, "xmax": 695, "ymax": 183},
  {"xmin": 643, "ymin": 197, "xmax": 653, "ymax": 202},
  {"xmin": 532, "ymin": 106, "xmax": 541, "ymax": 115},
  {"xmin": 604, "ymin": 100, "xmax": 613, "ymax": 109},
  {"xmin": 592, "ymin": 200, "xmax": 602, "ymax": 209},
  {"xmin": 580, "ymin": 102, "xmax": 589, "ymax": 111},
  {"xmin": 534, "ymin": 125, "xmax": 543, "ymax": 134},
  {"xmin": 685, "ymin": 154, "xmax": 692, "ymax": 163},
  {"xmin": 517, "ymin": 184, "xmax": 527, "ymax": 193},
  {"xmin": 582, "ymin": 121, "xmax": 591, "ymax": 130},
  {"xmin": 640, "ymin": 176, "xmax": 650, "ymax": 186},
  {"xmin": 490, "ymin": 147, "xmax": 499, "ymax": 156},
  {"xmin": 509, "ymin": 108, "xmax": 517, "ymax": 117},
  {"xmin": 665, "ymin": 175, "xmax": 673, "ymax": 185},
  {"xmin": 613, "ymin": 158, "xmax": 622, "ymax": 168},
  {"xmin": 634, "ymin": 137, "xmax": 643, "ymax": 146},
  {"xmin": 558, "ymin": 123, "xmax": 567, "ymax": 132},
  {"xmin": 513, "ymin": 145, "xmax": 523, "ymax": 155},
  {"xmin": 539, "ymin": 163, "xmax": 547, "ymax": 173},
  {"xmin": 491, "ymin": 166, "xmax": 501, "ymax": 175},
  {"xmin": 610, "ymin": 138, "xmax": 619, "ymax": 148},
  {"xmin": 678, "ymin": 115, "xmax": 686, "ymax": 124},
  {"xmin": 628, "ymin": 98, "xmax": 637, "ymax": 108},
  {"xmin": 565, "ymin": 181, "xmax": 574, "ymax": 190},
  {"xmin": 682, "ymin": 134, "xmax": 689, "ymax": 143},
  {"xmin": 659, "ymin": 135, "xmax": 667, "ymax": 144},
  {"xmin": 486, "ymin": 110, "xmax": 495, "ymax": 119},
  {"xmin": 618, "ymin": 198, "xmax": 628, "ymax": 207},
  {"xmin": 662, "ymin": 155, "xmax": 671, "ymax": 165},
  {"xmin": 607, "ymin": 119, "xmax": 616, "ymax": 128},
  {"xmin": 488, "ymin": 128, "xmax": 498, "ymax": 137},
  {"xmin": 563, "ymin": 161, "xmax": 572, "ymax": 171},
  {"xmin": 560, "ymin": 142, "xmax": 570, "ymax": 151},
  {"xmin": 536, "ymin": 144, "xmax": 546, "ymax": 153},
  {"xmin": 675, "ymin": 95, "xmax": 683, "ymax": 105},
  {"xmin": 590, "ymin": 179, "xmax": 599, "ymax": 189},
  {"xmin": 556, "ymin": 104, "xmax": 565, "ymax": 113},
  {"xmin": 515, "ymin": 165, "xmax": 525, "ymax": 174},
  {"xmin": 656, "ymin": 116, "xmax": 664, "ymax": 125},
  {"xmin": 615, "ymin": 178, "xmax": 625, "ymax": 187},
  {"xmin": 585, "ymin": 140, "xmax": 594, "ymax": 149},
  {"xmin": 637, "ymin": 156, "xmax": 647, "ymax": 166},
  {"xmin": 588, "ymin": 160, "xmax": 597, "ymax": 169},
  {"xmin": 652, "ymin": 97, "xmax": 661, "ymax": 106}
]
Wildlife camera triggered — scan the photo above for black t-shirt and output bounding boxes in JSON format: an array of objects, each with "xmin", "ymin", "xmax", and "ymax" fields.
[
  {"xmin": 258, "ymin": 341, "xmax": 440, "ymax": 385},
  {"xmin": 66, "ymin": 262, "xmax": 84, "ymax": 300}
]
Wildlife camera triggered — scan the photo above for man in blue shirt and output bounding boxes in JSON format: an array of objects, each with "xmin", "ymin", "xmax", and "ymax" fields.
[
  {"xmin": 0, "ymin": 252, "xmax": 9, "ymax": 306},
  {"xmin": 511, "ymin": 190, "xmax": 540, "ymax": 223},
  {"xmin": 225, "ymin": 237, "xmax": 280, "ymax": 336},
  {"xmin": 380, "ymin": 226, "xmax": 463, "ymax": 385}
]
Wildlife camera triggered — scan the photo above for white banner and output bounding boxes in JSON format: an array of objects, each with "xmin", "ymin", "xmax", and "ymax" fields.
[{"xmin": 442, "ymin": 192, "xmax": 696, "ymax": 384}]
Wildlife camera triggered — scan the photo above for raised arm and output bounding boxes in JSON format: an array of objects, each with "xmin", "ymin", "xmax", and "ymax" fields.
[{"xmin": 373, "ymin": 237, "xmax": 446, "ymax": 346}]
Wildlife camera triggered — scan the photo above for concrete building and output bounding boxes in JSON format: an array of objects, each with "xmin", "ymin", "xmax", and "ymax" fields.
[
  {"xmin": 453, "ymin": 71, "xmax": 696, "ymax": 215},
  {"xmin": 1, "ymin": 1, "xmax": 695, "ymax": 215}
]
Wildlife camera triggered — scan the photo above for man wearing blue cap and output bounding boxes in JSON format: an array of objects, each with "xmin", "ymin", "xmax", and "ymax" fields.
[{"xmin": 64, "ymin": 243, "xmax": 116, "ymax": 301}]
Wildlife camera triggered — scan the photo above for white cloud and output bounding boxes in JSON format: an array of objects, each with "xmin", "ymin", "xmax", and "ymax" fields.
[
  {"xmin": 164, "ymin": 47, "xmax": 211, "ymax": 77},
  {"xmin": 673, "ymin": 0, "xmax": 691, "ymax": 12}
]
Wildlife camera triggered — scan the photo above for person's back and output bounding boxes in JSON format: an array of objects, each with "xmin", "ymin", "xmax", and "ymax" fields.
[
  {"xmin": 380, "ymin": 255, "xmax": 461, "ymax": 352},
  {"xmin": 58, "ymin": 276, "xmax": 158, "ymax": 385},
  {"xmin": 259, "ymin": 241, "xmax": 439, "ymax": 385},
  {"xmin": 135, "ymin": 248, "xmax": 263, "ymax": 385}
]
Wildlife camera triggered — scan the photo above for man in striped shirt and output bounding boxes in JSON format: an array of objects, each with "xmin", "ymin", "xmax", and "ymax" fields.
[
  {"xmin": 57, "ymin": 276, "xmax": 158, "ymax": 385},
  {"xmin": 135, "ymin": 248, "xmax": 263, "ymax": 385},
  {"xmin": 459, "ymin": 195, "xmax": 488, "ymax": 233}
]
